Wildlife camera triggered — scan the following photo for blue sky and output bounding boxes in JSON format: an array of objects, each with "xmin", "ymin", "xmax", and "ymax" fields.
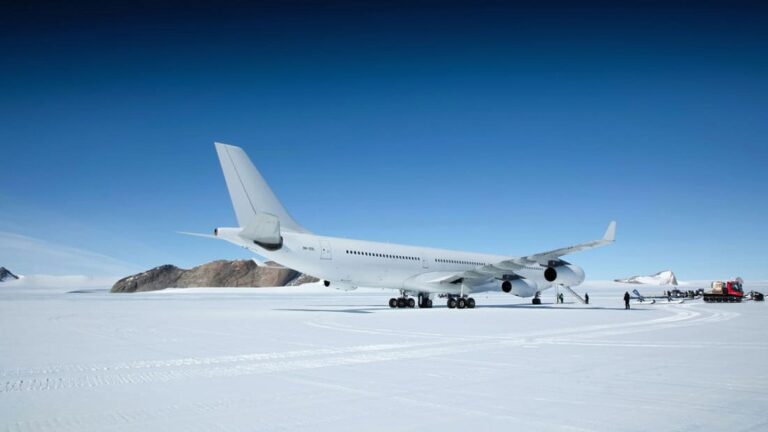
[{"xmin": 1, "ymin": 1, "xmax": 767, "ymax": 280}]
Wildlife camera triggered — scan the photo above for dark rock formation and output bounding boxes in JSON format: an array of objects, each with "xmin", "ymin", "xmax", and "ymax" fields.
[
  {"xmin": 111, "ymin": 260, "xmax": 317, "ymax": 293},
  {"xmin": 286, "ymin": 273, "xmax": 320, "ymax": 286},
  {"xmin": 0, "ymin": 267, "xmax": 19, "ymax": 282}
]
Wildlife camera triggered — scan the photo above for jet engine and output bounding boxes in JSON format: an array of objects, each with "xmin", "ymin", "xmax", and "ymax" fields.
[
  {"xmin": 500, "ymin": 278, "xmax": 539, "ymax": 297},
  {"xmin": 543, "ymin": 262, "xmax": 585, "ymax": 286}
]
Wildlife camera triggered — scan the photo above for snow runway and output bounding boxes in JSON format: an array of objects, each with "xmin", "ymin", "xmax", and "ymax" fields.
[{"xmin": 1, "ymin": 283, "xmax": 766, "ymax": 431}]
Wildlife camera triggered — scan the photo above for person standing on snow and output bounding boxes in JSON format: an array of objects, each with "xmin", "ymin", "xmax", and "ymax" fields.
[
  {"xmin": 585, "ymin": 292, "xmax": 589, "ymax": 304},
  {"xmin": 624, "ymin": 291, "xmax": 630, "ymax": 309}
]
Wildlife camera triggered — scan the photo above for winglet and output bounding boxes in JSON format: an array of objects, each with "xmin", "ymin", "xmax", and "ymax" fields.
[{"xmin": 603, "ymin": 221, "xmax": 617, "ymax": 242}]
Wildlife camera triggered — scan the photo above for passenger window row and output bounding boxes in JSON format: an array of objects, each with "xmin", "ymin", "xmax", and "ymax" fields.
[
  {"xmin": 346, "ymin": 250, "xmax": 419, "ymax": 261},
  {"xmin": 435, "ymin": 258, "xmax": 486, "ymax": 266}
]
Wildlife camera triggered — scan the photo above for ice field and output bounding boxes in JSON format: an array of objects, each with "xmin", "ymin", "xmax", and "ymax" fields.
[{"xmin": 1, "ymin": 280, "xmax": 767, "ymax": 432}]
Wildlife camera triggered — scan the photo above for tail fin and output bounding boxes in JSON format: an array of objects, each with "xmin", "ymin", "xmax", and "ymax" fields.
[{"xmin": 214, "ymin": 142, "xmax": 310, "ymax": 233}]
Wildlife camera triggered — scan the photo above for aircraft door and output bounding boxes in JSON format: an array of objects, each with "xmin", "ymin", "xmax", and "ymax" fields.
[
  {"xmin": 421, "ymin": 255, "xmax": 429, "ymax": 269},
  {"xmin": 320, "ymin": 240, "xmax": 332, "ymax": 260}
]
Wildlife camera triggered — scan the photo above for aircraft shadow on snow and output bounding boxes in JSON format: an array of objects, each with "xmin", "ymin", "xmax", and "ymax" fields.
[
  {"xmin": 274, "ymin": 307, "xmax": 380, "ymax": 314},
  {"xmin": 479, "ymin": 304, "xmax": 647, "ymax": 311},
  {"xmin": 274, "ymin": 304, "xmax": 646, "ymax": 313}
]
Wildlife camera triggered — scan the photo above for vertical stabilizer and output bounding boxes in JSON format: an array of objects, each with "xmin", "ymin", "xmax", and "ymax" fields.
[{"xmin": 214, "ymin": 142, "xmax": 310, "ymax": 233}]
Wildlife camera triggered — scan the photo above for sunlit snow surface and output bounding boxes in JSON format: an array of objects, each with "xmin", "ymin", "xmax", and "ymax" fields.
[{"xmin": 1, "ymin": 280, "xmax": 767, "ymax": 432}]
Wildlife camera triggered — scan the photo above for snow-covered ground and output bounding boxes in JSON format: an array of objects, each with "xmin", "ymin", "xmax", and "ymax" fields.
[{"xmin": 1, "ymin": 280, "xmax": 767, "ymax": 432}]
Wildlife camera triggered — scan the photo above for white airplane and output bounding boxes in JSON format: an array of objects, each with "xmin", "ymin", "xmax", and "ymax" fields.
[{"xmin": 187, "ymin": 143, "xmax": 616, "ymax": 309}]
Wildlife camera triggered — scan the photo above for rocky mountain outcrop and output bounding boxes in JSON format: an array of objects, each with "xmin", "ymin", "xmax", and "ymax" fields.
[
  {"xmin": 615, "ymin": 270, "xmax": 678, "ymax": 286},
  {"xmin": 0, "ymin": 267, "xmax": 20, "ymax": 282},
  {"xmin": 285, "ymin": 273, "xmax": 320, "ymax": 287},
  {"xmin": 111, "ymin": 260, "xmax": 318, "ymax": 293}
]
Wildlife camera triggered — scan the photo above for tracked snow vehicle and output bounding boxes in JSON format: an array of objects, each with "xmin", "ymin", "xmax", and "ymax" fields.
[{"xmin": 703, "ymin": 279, "xmax": 745, "ymax": 303}]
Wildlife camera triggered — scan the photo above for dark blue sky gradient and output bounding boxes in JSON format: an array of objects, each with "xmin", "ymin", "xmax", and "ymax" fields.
[{"xmin": 2, "ymin": 1, "xmax": 767, "ymax": 279}]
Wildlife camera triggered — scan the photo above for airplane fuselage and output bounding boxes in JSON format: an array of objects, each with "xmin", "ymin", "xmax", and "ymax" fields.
[{"xmin": 216, "ymin": 228, "xmax": 579, "ymax": 297}]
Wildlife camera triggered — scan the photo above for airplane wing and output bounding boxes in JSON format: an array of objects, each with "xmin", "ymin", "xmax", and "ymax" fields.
[
  {"xmin": 419, "ymin": 221, "xmax": 617, "ymax": 289},
  {"xmin": 516, "ymin": 221, "xmax": 616, "ymax": 265}
]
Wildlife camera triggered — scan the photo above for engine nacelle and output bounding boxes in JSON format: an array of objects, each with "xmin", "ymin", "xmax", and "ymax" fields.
[
  {"xmin": 500, "ymin": 278, "xmax": 539, "ymax": 297},
  {"xmin": 323, "ymin": 280, "xmax": 358, "ymax": 291},
  {"xmin": 543, "ymin": 264, "xmax": 585, "ymax": 286}
]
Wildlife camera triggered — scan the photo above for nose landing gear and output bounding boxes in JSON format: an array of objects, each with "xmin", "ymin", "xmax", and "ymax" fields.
[{"xmin": 532, "ymin": 292, "xmax": 542, "ymax": 305}]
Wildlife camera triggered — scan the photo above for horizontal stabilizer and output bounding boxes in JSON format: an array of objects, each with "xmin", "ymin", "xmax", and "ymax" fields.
[{"xmin": 177, "ymin": 231, "xmax": 218, "ymax": 239}]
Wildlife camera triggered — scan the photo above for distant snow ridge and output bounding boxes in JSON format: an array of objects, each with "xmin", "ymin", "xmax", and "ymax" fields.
[
  {"xmin": 615, "ymin": 270, "xmax": 678, "ymax": 286},
  {"xmin": 0, "ymin": 267, "xmax": 20, "ymax": 282}
]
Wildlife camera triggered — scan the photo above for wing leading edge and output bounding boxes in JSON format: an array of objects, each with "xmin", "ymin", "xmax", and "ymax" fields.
[
  {"xmin": 421, "ymin": 221, "xmax": 617, "ymax": 289},
  {"xmin": 520, "ymin": 220, "xmax": 616, "ymax": 265}
]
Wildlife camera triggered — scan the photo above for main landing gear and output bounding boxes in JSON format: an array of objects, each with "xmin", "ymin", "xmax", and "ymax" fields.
[
  {"xmin": 388, "ymin": 296, "xmax": 415, "ymax": 308},
  {"xmin": 444, "ymin": 283, "xmax": 476, "ymax": 309},
  {"xmin": 417, "ymin": 293, "xmax": 433, "ymax": 309},
  {"xmin": 447, "ymin": 295, "xmax": 475, "ymax": 309},
  {"xmin": 388, "ymin": 292, "xmax": 433, "ymax": 309}
]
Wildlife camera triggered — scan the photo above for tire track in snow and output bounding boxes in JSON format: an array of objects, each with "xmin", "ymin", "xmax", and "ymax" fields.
[
  {"xmin": 0, "ymin": 339, "xmax": 523, "ymax": 393},
  {"xmin": 0, "ymin": 343, "xmax": 414, "ymax": 378},
  {"xmin": 0, "ymin": 302, "xmax": 744, "ymax": 432},
  {"xmin": 3, "ymin": 396, "xmax": 270, "ymax": 432},
  {"xmin": 540, "ymin": 303, "xmax": 738, "ymax": 343},
  {"xmin": 307, "ymin": 301, "xmax": 703, "ymax": 343},
  {"xmin": 0, "ymin": 303, "xmax": 736, "ymax": 396}
]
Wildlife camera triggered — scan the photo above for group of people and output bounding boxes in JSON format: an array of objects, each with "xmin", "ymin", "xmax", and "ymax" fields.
[{"xmin": 550, "ymin": 291, "xmax": 632, "ymax": 308}]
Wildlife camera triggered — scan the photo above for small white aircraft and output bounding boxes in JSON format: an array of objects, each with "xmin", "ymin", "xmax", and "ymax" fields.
[
  {"xmin": 187, "ymin": 143, "xmax": 616, "ymax": 309},
  {"xmin": 630, "ymin": 289, "xmax": 685, "ymax": 304}
]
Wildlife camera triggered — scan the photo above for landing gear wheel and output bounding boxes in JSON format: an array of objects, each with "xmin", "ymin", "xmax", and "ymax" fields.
[
  {"xmin": 427, "ymin": 299, "xmax": 433, "ymax": 308},
  {"xmin": 397, "ymin": 298, "xmax": 406, "ymax": 308},
  {"xmin": 467, "ymin": 298, "xmax": 476, "ymax": 308},
  {"xmin": 532, "ymin": 298, "xmax": 541, "ymax": 305},
  {"xmin": 417, "ymin": 294, "xmax": 426, "ymax": 308},
  {"xmin": 389, "ymin": 298, "xmax": 397, "ymax": 308},
  {"xmin": 447, "ymin": 298, "xmax": 457, "ymax": 309},
  {"xmin": 457, "ymin": 298, "xmax": 467, "ymax": 309},
  {"xmin": 407, "ymin": 298, "xmax": 416, "ymax": 308}
]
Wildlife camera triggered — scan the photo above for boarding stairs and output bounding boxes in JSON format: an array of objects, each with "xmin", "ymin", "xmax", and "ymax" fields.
[{"xmin": 558, "ymin": 284, "xmax": 587, "ymax": 304}]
